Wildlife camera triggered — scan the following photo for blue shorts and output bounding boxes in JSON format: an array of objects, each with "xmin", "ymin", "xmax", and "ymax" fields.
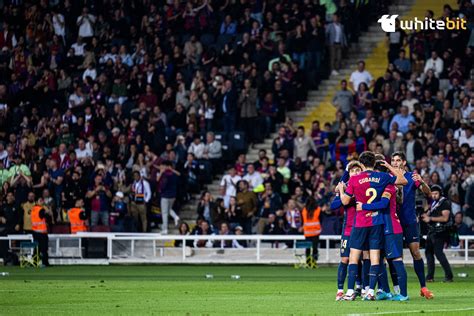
[
  {"xmin": 402, "ymin": 222, "xmax": 420, "ymax": 244},
  {"xmin": 384, "ymin": 233, "xmax": 403, "ymax": 259},
  {"xmin": 351, "ymin": 225, "xmax": 384, "ymax": 250},
  {"xmin": 340, "ymin": 235, "xmax": 351, "ymax": 258}
]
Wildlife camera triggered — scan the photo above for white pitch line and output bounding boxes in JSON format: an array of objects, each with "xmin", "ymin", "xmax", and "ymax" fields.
[{"xmin": 347, "ymin": 307, "xmax": 474, "ymax": 316}]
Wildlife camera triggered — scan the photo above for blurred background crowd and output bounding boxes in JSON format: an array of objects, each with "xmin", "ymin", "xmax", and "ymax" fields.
[{"xmin": 0, "ymin": 0, "xmax": 472, "ymax": 248}]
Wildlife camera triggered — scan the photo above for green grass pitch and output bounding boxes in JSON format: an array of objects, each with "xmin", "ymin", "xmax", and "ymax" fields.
[{"xmin": 1, "ymin": 265, "xmax": 474, "ymax": 315}]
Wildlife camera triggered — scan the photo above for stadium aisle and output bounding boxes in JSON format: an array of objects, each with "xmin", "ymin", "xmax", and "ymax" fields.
[{"xmin": 301, "ymin": 0, "xmax": 459, "ymax": 129}]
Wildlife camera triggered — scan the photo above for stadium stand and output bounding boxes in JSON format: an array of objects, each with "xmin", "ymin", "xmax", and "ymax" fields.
[{"xmin": 0, "ymin": 0, "xmax": 473, "ymax": 254}]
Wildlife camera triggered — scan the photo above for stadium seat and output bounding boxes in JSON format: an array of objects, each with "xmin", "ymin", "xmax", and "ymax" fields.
[
  {"xmin": 216, "ymin": 34, "xmax": 233, "ymax": 50},
  {"xmin": 200, "ymin": 33, "xmax": 215, "ymax": 47},
  {"xmin": 214, "ymin": 132, "xmax": 226, "ymax": 143},
  {"xmin": 229, "ymin": 131, "xmax": 247, "ymax": 154},
  {"xmin": 221, "ymin": 143, "xmax": 234, "ymax": 164},
  {"xmin": 50, "ymin": 224, "xmax": 71, "ymax": 234},
  {"xmin": 197, "ymin": 160, "xmax": 213, "ymax": 184}
]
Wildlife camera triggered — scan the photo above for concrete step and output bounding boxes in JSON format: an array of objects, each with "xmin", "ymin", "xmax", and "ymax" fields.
[
  {"xmin": 357, "ymin": 47, "xmax": 380, "ymax": 54},
  {"xmin": 307, "ymin": 96, "xmax": 326, "ymax": 102},
  {"xmin": 289, "ymin": 107, "xmax": 318, "ymax": 115},
  {"xmin": 287, "ymin": 112, "xmax": 311, "ymax": 122},
  {"xmin": 247, "ymin": 155, "xmax": 261, "ymax": 162},
  {"xmin": 252, "ymin": 143, "xmax": 273, "ymax": 151},
  {"xmin": 308, "ymin": 90, "xmax": 327, "ymax": 96},
  {"xmin": 358, "ymin": 33, "xmax": 386, "ymax": 41},
  {"xmin": 318, "ymin": 82, "xmax": 341, "ymax": 89},
  {"xmin": 307, "ymin": 92, "xmax": 326, "ymax": 98},
  {"xmin": 320, "ymin": 79, "xmax": 341, "ymax": 85}
]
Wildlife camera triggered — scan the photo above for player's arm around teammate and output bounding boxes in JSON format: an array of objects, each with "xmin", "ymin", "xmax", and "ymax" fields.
[
  {"xmin": 391, "ymin": 152, "xmax": 434, "ymax": 299},
  {"xmin": 408, "ymin": 172, "xmax": 431, "ymax": 261}
]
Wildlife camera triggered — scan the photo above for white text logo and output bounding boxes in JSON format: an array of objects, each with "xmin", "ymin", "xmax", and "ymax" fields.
[{"xmin": 378, "ymin": 15, "xmax": 467, "ymax": 32}]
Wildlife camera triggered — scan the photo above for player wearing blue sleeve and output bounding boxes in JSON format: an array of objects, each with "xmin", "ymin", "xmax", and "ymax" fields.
[
  {"xmin": 359, "ymin": 156, "xmax": 409, "ymax": 301},
  {"xmin": 332, "ymin": 161, "xmax": 363, "ymax": 301},
  {"xmin": 391, "ymin": 152, "xmax": 433, "ymax": 300},
  {"xmin": 340, "ymin": 152, "xmax": 407, "ymax": 301}
]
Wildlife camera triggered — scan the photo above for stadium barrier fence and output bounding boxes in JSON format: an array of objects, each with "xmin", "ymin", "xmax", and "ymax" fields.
[{"xmin": 1, "ymin": 234, "xmax": 473, "ymax": 265}]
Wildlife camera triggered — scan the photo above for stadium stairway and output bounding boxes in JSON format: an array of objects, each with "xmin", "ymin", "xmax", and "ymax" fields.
[
  {"xmin": 297, "ymin": 0, "xmax": 458, "ymax": 131},
  {"xmin": 169, "ymin": 0, "xmax": 454, "ymax": 234}
]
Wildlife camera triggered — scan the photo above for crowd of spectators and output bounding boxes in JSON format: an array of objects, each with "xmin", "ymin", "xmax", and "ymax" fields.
[
  {"xmin": 188, "ymin": 2, "xmax": 474, "ymax": 248},
  {"xmin": 0, "ymin": 0, "xmax": 386, "ymax": 237},
  {"xmin": 0, "ymin": 0, "xmax": 473, "ymax": 251}
]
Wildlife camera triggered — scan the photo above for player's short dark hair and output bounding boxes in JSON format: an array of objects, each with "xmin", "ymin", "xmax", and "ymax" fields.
[
  {"xmin": 391, "ymin": 151, "xmax": 406, "ymax": 161},
  {"xmin": 374, "ymin": 154, "xmax": 385, "ymax": 161},
  {"xmin": 359, "ymin": 151, "xmax": 376, "ymax": 169},
  {"xmin": 374, "ymin": 161, "xmax": 388, "ymax": 173},
  {"xmin": 374, "ymin": 154, "xmax": 387, "ymax": 172}
]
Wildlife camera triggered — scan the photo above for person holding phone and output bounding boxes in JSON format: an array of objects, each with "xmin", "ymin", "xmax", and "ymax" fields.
[{"xmin": 86, "ymin": 174, "xmax": 112, "ymax": 227}]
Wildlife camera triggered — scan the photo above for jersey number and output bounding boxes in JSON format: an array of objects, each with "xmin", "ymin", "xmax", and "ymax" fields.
[
  {"xmin": 366, "ymin": 188, "xmax": 377, "ymax": 204},
  {"xmin": 341, "ymin": 239, "xmax": 348, "ymax": 250}
]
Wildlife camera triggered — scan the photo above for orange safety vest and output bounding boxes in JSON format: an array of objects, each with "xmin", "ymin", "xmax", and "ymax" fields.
[
  {"xmin": 31, "ymin": 205, "xmax": 47, "ymax": 233},
  {"xmin": 69, "ymin": 208, "xmax": 87, "ymax": 234},
  {"xmin": 302, "ymin": 207, "xmax": 322, "ymax": 237}
]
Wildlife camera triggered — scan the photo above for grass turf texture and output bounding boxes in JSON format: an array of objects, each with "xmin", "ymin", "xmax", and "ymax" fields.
[{"xmin": 1, "ymin": 265, "xmax": 473, "ymax": 315}]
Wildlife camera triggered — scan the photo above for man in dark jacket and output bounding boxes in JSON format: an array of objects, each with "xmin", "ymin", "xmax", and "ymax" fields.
[
  {"xmin": 0, "ymin": 192, "xmax": 20, "ymax": 262},
  {"xmin": 219, "ymin": 79, "xmax": 238, "ymax": 133},
  {"xmin": 62, "ymin": 171, "xmax": 85, "ymax": 210},
  {"xmin": 1, "ymin": 192, "xmax": 20, "ymax": 234},
  {"xmin": 256, "ymin": 183, "xmax": 283, "ymax": 234},
  {"xmin": 157, "ymin": 161, "xmax": 179, "ymax": 234}
]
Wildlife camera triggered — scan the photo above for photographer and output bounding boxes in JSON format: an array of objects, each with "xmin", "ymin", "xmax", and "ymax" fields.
[{"xmin": 421, "ymin": 185, "xmax": 454, "ymax": 283}]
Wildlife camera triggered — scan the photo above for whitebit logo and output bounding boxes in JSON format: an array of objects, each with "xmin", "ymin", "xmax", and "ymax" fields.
[
  {"xmin": 378, "ymin": 14, "xmax": 467, "ymax": 32},
  {"xmin": 378, "ymin": 14, "xmax": 398, "ymax": 32}
]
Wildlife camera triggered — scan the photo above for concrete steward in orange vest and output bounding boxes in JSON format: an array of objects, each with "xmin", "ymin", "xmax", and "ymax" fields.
[
  {"xmin": 302, "ymin": 206, "xmax": 321, "ymax": 237},
  {"xmin": 69, "ymin": 208, "xmax": 87, "ymax": 234},
  {"xmin": 31, "ymin": 205, "xmax": 47, "ymax": 233}
]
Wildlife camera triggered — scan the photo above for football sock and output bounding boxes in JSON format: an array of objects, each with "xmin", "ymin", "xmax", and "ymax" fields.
[
  {"xmin": 393, "ymin": 260, "xmax": 408, "ymax": 297},
  {"xmin": 378, "ymin": 263, "xmax": 391, "ymax": 293},
  {"xmin": 414, "ymin": 258, "xmax": 426, "ymax": 288},
  {"xmin": 347, "ymin": 263, "xmax": 358, "ymax": 294},
  {"xmin": 337, "ymin": 262, "xmax": 348, "ymax": 291},
  {"xmin": 356, "ymin": 261, "xmax": 362, "ymax": 287},
  {"xmin": 369, "ymin": 264, "xmax": 380, "ymax": 291},
  {"xmin": 362, "ymin": 259, "xmax": 371, "ymax": 289},
  {"xmin": 388, "ymin": 259, "xmax": 399, "ymax": 287}
]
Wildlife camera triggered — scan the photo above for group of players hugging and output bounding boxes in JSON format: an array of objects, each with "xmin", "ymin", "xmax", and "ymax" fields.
[{"xmin": 331, "ymin": 151, "xmax": 434, "ymax": 301}]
